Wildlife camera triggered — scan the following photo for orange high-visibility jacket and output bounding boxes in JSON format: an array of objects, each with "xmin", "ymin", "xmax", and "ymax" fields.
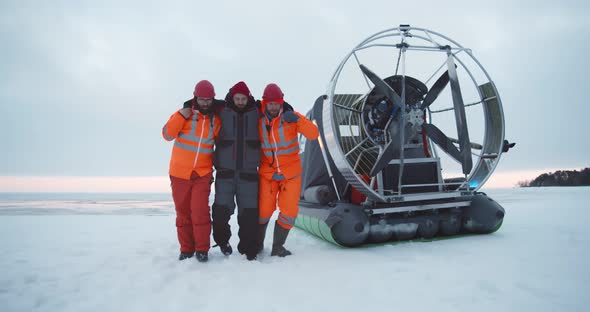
[
  {"xmin": 258, "ymin": 111, "xmax": 319, "ymax": 180},
  {"xmin": 162, "ymin": 110, "xmax": 221, "ymax": 179}
]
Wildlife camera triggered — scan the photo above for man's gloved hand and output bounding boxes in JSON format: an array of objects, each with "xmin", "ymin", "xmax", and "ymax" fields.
[{"xmin": 282, "ymin": 111, "xmax": 299, "ymax": 123}]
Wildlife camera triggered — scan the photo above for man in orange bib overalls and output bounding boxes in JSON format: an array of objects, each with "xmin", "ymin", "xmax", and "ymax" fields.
[{"xmin": 258, "ymin": 83, "xmax": 319, "ymax": 257}]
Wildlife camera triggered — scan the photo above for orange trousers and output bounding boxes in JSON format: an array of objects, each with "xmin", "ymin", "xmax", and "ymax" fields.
[{"xmin": 259, "ymin": 175, "xmax": 300, "ymax": 229}]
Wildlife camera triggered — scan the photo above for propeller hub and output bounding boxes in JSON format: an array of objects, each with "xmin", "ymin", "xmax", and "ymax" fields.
[{"xmin": 408, "ymin": 108, "xmax": 424, "ymax": 127}]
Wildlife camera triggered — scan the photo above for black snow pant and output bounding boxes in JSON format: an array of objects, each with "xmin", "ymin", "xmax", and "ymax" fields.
[{"xmin": 212, "ymin": 169, "xmax": 259, "ymax": 257}]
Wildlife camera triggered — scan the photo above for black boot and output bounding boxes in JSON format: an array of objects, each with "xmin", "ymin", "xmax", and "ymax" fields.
[
  {"xmin": 257, "ymin": 222, "xmax": 269, "ymax": 254},
  {"xmin": 178, "ymin": 251, "xmax": 194, "ymax": 261},
  {"xmin": 195, "ymin": 251, "xmax": 208, "ymax": 262},
  {"xmin": 219, "ymin": 242, "xmax": 233, "ymax": 256},
  {"xmin": 270, "ymin": 222, "xmax": 292, "ymax": 257}
]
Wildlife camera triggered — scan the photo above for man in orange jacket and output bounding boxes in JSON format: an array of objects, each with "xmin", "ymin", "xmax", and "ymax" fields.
[
  {"xmin": 162, "ymin": 80, "xmax": 221, "ymax": 262},
  {"xmin": 258, "ymin": 83, "xmax": 319, "ymax": 257}
]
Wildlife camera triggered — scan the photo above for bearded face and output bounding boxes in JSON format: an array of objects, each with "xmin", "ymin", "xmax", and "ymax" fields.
[
  {"xmin": 233, "ymin": 94, "xmax": 249, "ymax": 110},
  {"xmin": 265, "ymin": 101, "xmax": 282, "ymax": 118},
  {"xmin": 196, "ymin": 97, "xmax": 213, "ymax": 114}
]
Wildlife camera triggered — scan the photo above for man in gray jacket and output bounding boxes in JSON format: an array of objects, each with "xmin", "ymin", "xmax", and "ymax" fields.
[{"xmin": 212, "ymin": 81, "xmax": 261, "ymax": 260}]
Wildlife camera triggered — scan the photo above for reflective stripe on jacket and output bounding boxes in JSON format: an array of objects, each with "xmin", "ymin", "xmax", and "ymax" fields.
[
  {"xmin": 258, "ymin": 110, "xmax": 318, "ymax": 180},
  {"xmin": 163, "ymin": 110, "xmax": 221, "ymax": 179}
]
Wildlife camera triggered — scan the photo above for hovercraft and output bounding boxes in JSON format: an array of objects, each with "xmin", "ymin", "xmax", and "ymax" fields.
[{"xmin": 296, "ymin": 25, "xmax": 511, "ymax": 246}]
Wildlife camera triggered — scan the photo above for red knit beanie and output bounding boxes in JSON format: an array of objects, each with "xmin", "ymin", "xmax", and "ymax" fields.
[
  {"xmin": 262, "ymin": 83, "xmax": 284, "ymax": 103},
  {"xmin": 193, "ymin": 80, "xmax": 215, "ymax": 98},
  {"xmin": 229, "ymin": 81, "xmax": 251, "ymax": 97}
]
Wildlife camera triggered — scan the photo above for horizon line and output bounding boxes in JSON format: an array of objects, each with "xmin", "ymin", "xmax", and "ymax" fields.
[{"xmin": 0, "ymin": 167, "xmax": 581, "ymax": 192}]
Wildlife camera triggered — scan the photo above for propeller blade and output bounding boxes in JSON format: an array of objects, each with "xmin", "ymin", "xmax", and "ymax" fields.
[
  {"xmin": 369, "ymin": 122, "xmax": 415, "ymax": 176},
  {"xmin": 423, "ymin": 124, "xmax": 463, "ymax": 164},
  {"xmin": 446, "ymin": 55, "xmax": 473, "ymax": 175},
  {"xmin": 369, "ymin": 139, "xmax": 399, "ymax": 177},
  {"xmin": 359, "ymin": 64, "xmax": 402, "ymax": 111},
  {"xmin": 448, "ymin": 137, "xmax": 483, "ymax": 150},
  {"xmin": 420, "ymin": 70, "xmax": 450, "ymax": 110}
]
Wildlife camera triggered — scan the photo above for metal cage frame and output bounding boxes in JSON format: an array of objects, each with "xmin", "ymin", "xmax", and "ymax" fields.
[{"xmin": 321, "ymin": 25, "xmax": 505, "ymax": 203}]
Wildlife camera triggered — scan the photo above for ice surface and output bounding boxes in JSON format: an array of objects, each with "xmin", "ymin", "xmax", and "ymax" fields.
[{"xmin": 0, "ymin": 187, "xmax": 588, "ymax": 311}]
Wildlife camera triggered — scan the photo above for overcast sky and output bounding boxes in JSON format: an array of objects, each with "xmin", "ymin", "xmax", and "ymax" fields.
[{"xmin": 1, "ymin": 0, "xmax": 588, "ymax": 182}]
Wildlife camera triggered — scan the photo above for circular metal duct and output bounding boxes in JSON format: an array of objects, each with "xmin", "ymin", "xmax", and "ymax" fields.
[{"xmin": 321, "ymin": 26, "xmax": 505, "ymax": 203}]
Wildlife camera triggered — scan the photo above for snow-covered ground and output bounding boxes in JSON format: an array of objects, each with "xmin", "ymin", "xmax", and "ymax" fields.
[{"xmin": 0, "ymin": 187, "xmax": 588, "ymax": 312}]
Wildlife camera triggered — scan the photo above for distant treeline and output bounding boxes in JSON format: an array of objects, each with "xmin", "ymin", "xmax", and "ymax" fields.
[{"xmin": 518, "ymin": 167, "xmax": 590, "ymax": 187}]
